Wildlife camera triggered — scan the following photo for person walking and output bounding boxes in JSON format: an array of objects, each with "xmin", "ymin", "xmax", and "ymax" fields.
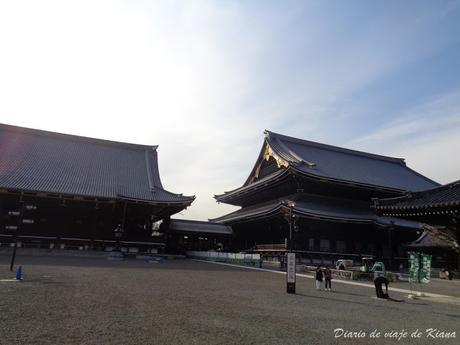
[
  {"xmin": 324, "ymin": 265, "xmax": 332, "ymax": 291},
  {"xmin": 315, "ymin": 266, "xmax": 323, "ymax": 290}
]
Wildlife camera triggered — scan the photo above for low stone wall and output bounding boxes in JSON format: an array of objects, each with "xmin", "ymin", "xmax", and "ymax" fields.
[
  {"xmin": 0, "ymin": 247, "xmax": 109, "ymax": 258},
  {"xmin": 304, "ymin": 265, "xmax": 359, "ymax": 280},
  {"xmin": 187, "ymin": 251, "xmax": 262, "ymax": 267},
  {"xmin": 302, "ymin": 265, "xmax": 397, "ymax": 281}
]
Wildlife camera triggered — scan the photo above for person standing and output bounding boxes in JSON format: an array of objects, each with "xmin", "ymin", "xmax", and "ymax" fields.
[
  {"xmin": 315, "ymin": 266, "xmax": 323, "ymax": 290},
  {"xmin": 374, "ymin": 275, "xmax": 389, "ymax": 299},
  {"xmin": 324, "ymin": 265, "xmax": 332, "ymax": 291}
]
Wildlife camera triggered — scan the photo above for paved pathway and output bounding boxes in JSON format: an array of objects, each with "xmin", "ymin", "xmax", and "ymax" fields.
[{"xmin": 193, "ymin": 259, "xmax": 460, "ymax": 305}]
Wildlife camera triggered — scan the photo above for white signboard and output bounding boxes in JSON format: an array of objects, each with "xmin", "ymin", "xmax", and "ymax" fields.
[{"xmin": 287, "ymin": 253, "xmax": 296, "ymax": 283}]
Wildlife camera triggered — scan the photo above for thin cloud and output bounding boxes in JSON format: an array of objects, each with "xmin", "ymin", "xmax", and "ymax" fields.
[{"xmin": 349, "ymin": 90, "xmax": 460, "ymax": 184}]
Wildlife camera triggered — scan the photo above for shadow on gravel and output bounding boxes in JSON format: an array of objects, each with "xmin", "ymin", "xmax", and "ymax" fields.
[
  {"xmin": 437, "ymin": 313, "xmax": 460, "ymax": 319},
  {"xmin": 325, "ymin": 290, "xmax": 367, "ymax": 298},
  {"xmin": 297, "ymin": 292, "xmax": 377, "ymax": 307},
  {"xmin": 0, "ymin": 257, "xmax": 257, "ymax": 272},
  {"xmin": 30, "ymin": 279, "xmax": 65, "ymax": 285}
]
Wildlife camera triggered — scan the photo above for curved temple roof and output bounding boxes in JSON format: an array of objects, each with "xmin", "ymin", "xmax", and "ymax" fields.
[
  {"xmin": 375, "ymin": 180, "xmax": 460, "ymax": 210},
  {"xmin": 211, "ymin": 193, "xmax": 422, "ymax": 229},
  {"xmin": 216, "ymin": 130, "xmax": 439, "ymax": 202},
  {"xmin": 169, "ymin": 219, "xmax": 232, "ymax": 235},
  {"xmin": 0, "ymin": 123, "xmax": 195, "ymax": 205},
  {"xmin": 407, "ymin": 230, "xmax": 455, "ymax": 249}
]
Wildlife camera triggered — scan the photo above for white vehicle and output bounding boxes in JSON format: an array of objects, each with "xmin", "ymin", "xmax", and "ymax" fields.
[{"xmin": 336, "ymin": 259, "xmax": 353, "ymax": 270}]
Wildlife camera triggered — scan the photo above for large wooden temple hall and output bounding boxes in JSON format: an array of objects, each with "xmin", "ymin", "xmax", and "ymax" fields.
[
  {"xmin": 213, "ymin": 130, "xmax": 441, "ymax": 269},
  {"xmin": 1, "ymin": 124, "xmax": 457, "ymax": 266},
  {"xmin": 0, "ymin": 124, "xmax": 229, "ymax": 254}
]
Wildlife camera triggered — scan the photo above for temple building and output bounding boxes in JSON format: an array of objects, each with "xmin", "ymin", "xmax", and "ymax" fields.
[
  {"xmin": 0, "ymin": 123, "xmax": 195, "ymax": 253},
  {"xmin": 167, "ymin": 219, "xmax": 232, "ymax": 253},
  {"xmin": 374, "ymin": 180, "xmax": 460, "ymax": 268},
  {"xmin": 213, "ymin": 130, "xmax": 439, "ymax": 269}
]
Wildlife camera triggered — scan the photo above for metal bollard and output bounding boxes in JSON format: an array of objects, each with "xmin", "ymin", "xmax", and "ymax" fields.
[{"xmin": 15, "ymin": 265, "xmax": 23, "ymax": 280}]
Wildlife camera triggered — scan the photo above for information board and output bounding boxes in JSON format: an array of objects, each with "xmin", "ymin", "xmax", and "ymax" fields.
[{"xmin": 287, "ymin": 252, "xmax": 296, "ymax": 283}]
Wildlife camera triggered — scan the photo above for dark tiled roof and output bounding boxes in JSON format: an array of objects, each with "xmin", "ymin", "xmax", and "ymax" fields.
[
  {"xmin": 406, "ymin": 230, "xmax": 454, "ymax": 248},
  {"xmin": 214, "ymin": 169, "xmax": 288, "ymax": 201},
  {"xmin": 215, "ymin": 131, "xmax": 439, "ymax": 202},
  {"xmin": 169, "ymin": 219, "xmax": 232, "ymax": 235},
  {"xmin": 264, "ymin": 131, "xmax": 439, "ymax": 191},
  {"xmin": 0, "ymin": 124, "xmax": 194, "ymax": 204},
  {"xmin": 211, "ymin": 193, "xmax": 421, "ymax": 229},
  {"xmin": 211, "ymin": 199, "xmax": 282, "ymax": 224},
  {"xmin": 376, "ymin": 180, "xmax": 460, "ymax": 210}
]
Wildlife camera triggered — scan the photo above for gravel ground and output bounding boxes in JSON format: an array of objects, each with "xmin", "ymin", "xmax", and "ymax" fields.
[{"xmin": 0, "ymin": 256, "xmax": 459, "ymax": 345}]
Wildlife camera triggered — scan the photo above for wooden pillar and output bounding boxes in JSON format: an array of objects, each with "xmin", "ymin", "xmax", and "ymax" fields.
[
  {"xmin": 57, "ymin": 199, "xmax": 67, "ymax": 249},
  {"xmin": 0, "ymin": 195, "xmax": 4, "ymax": 235},
  {"xmin": 115, "ymin": 201, "xmax": 128, "ymax": 250},
  {"xmin": 90, "ymin": 204, "xmax": 99, "ymax": 250},
  {"xmin": 121, "ymin": 202, "xmax": 128, "ymax": 232},
  {"xmin": 387, "ymin": 227, "xmax": 393, "ymax": 269}
]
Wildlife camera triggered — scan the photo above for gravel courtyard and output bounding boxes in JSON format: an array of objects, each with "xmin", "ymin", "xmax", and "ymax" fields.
[{"xmin": 0, "ymin": 256, "xmax": 459, "ymax": 345}]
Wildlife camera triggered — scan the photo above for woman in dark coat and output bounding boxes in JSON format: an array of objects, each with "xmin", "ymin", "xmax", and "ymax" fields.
[
  {"xmin": 315, "ymin": 266, "xmax": 323, "ymax": 290},
  {"xmin": 324, "ymin": 266, "xmax": 332, "ymax": 291}
]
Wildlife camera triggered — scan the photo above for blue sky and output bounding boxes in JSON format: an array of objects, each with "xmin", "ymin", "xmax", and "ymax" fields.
[{"xmin": 0, "ymin": 0, "xmax": 459, "ymax": 220}]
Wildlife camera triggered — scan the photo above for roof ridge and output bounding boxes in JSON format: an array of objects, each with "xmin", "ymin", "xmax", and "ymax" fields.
[
  {"xmin": 375, "ymin": 179, "xmax": 456, "ymax": 207},
  {"xmin": 430, "ymin": 179, "xmax": 460, "ymax": 191},
  {"xmin": 272, "ymin": 136, "xmax": 316, "ymax": 167},
  {"xmin": 385, "ymin": 178, "xmax": 455, "ymax": 201},
  {"xmin": 0, "ymin": 123, "xmax": 157, "ymax": 151},
  {"xmin": 265, "ymin": 130, "xmax": 406, "ymax": 164}
]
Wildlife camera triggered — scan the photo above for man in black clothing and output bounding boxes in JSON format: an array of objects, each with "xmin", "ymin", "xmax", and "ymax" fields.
[{"xmin": 374, "ymin": 276, "xmax": 389, "ymax": 299}]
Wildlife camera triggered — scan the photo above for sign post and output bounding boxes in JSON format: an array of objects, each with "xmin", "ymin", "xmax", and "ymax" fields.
[
  {"xmin": 285, "ymin": 200, "xmax": 296, "ymax": 294},
  {"xmin": 286, "ymin": 252, "xmax": 296, "ymax": 294}
]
